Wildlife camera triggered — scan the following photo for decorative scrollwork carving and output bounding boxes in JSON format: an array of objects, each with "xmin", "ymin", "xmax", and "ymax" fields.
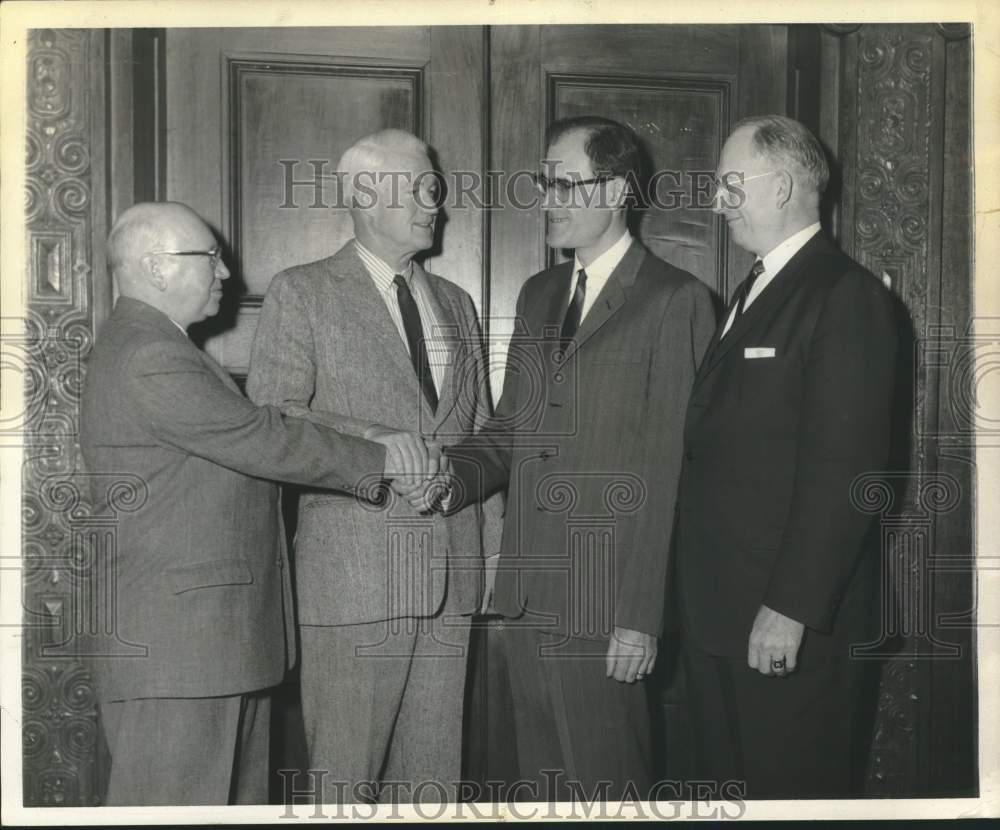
[
  {"xmin": 25, "ymin": 178, "xmax": 45, "ymax": 224},
  {"xmin": 23, "ymin": 27, "xmax": 100, "ymax": 809},
  {"xmin": 23, "ymin": 719, "xmax": 51, "ymax": 761},
  {"xmin": 52, "ymin": 134, "xmax": 89, "ymax": 176},
  {"xmin": 859, "ymin": 37, "xmax": 889, "ymax": 73},
  {"xmin": 51, "ymin": 176, "xmax": 90, "ymax": 218},
  {"xmin": 26, "ymin": 129, "xmax": 44, "ymax": 172},
  {"xmin": 60, "ymin": 716, "xmax": 98, "ymax": 761},
  {"xmin": 59, "ymin": 665, "xmax": 94, "ymax": 714},
  {"xmin": 899, "ymin": 39, "xmax": 931, "ymax": 79},
  {"xmin": 39, "ymin": 476, "xmax": 84, "ymax": 517},
  {"xmin": 22, "ymin": 666, "xmax": 52, "ymax": 714}
]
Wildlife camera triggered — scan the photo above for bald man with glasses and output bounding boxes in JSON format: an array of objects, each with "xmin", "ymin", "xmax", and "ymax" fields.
[{"xmin": 80, "ymin": 201, "xmax": 425, "ymax": 805}]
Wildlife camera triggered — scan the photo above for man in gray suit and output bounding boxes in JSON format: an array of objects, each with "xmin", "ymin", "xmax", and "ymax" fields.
[
  {"xmin": 247, "ymin": 129, "xmax": 498, "ymax": 803},
  {"xmin": 429, "ymin": 116, "xmax": 715, "ymax": 800},
  {"xmin": 80, "ymin": 202, "xmax": 425, "ymax": 805}
]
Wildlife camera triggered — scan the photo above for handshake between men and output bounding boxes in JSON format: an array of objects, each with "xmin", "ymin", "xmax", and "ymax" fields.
[{"xmin": 364, "ymin": 425, "xmax": 453, "ymax": 512}]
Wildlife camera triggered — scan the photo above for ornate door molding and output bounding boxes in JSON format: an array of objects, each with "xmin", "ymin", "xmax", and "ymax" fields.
[
  {"xmin": 21, "ymin": 27, "xmax": 109, "ymax": 806},
  {"xmin": 816, "ymin": 22, "xmax": 975, "ymax": 797}
]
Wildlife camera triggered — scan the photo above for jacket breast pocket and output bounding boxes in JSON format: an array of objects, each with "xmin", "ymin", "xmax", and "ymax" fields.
[
  {"xmin": 738, "ymin": 355, "xmax": 797, "ymax": 402},
  {"xmin": 167, "ymin": 558, "xmax": 254, "ymax": 594}
]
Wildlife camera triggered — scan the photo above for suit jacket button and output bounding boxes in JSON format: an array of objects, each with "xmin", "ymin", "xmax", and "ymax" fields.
[{"xmin": 684, "ymin": 450, "xmax": 694, "ymax": 461}]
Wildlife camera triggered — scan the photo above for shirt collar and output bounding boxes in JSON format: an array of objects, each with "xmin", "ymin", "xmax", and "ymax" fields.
[
  {"xmin": 572, "ymin": 229, "xmax": 633, "ymax": 281},
  {"xmin": 168, "ymin": 317, "xmax": 188, "ymax": 336},
  {"xmin": 760, "ymin": 222, "xmax": 821, "ymax": 277},
  {"xmin": 354, "ymin": 239, "xmax": 414, "ymax": 293}
]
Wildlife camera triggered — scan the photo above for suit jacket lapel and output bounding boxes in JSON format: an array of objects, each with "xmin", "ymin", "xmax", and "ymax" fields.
[
  {"xmin": 562, "ymin": 239, "xmax": 645, "ymax": 362},
  {"xmin": 336, "ymin": 241, "xmax": 424, "ymax": 412},
  {"xmin": 694, "ymin": 290, "xmax": 743, "ymax": 386},
  {"xmin": 697, "ymin": 234, "xmax": 827, "ymax": 382},
  {"xmin": 413, "ymin": 261, "xmax": 458, "ymax": 430}
]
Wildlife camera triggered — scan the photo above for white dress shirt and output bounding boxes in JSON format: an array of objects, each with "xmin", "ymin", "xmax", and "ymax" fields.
[
  {"xmin": 355, "ymin": 239, "xmax": 446, "ymax": 395},
  {"xmin": 570, "ymin": 229, "xmax": 634, "ymax": 323},
  {"xmin": 721, "ymin": 222, "xmax": 822, "ymax": 337}
]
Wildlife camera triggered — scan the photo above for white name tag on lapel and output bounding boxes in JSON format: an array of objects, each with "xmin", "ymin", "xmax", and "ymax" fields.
[{"xmin": 744, "ymin": 347, "xmax": 776, "ymax": 359}]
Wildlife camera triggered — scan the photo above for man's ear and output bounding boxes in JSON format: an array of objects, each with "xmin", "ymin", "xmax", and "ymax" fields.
[
  {"xmin": 140, "ymin": 254, "xmax": 168, "ymax": 292},
  {"xmin": 775, "ymin": 170, "xmax": 794, "ymax": 210},
  {"xmin": 607, "ymin": 176, "xmax": 630, "ymax": 209}
]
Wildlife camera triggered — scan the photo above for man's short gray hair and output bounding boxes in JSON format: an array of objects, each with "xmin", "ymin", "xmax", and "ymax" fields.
[
  {"xmin": 734, "ymin": 115, "xmax": 830, "ymax": 196},
  {"xmin": 336, "ymin": 129, "xmax": 429, "ymax": 206}
]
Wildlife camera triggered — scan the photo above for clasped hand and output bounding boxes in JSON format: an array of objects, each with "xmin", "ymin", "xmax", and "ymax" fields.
[{"xmin": 365, "ymin": 425, "xmax": 452, "ymax": 512}]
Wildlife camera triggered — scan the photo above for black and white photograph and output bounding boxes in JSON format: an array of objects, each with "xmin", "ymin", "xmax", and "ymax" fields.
[{"xmin": 1, "ymin": 0, "xmax": 996, "ymax": 823}]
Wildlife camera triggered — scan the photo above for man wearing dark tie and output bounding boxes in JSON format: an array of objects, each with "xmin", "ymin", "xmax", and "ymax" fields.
[
  {"xmin": 436, "ymin": 116, "xmax": 715, "ymax": 799},
  {"xmin": 247, "ymin": 129, "xmax": 499, "ymax": 803},
  {"xmin": 676, "ymin": 115, "xmax": 898, "ymax": 798}
]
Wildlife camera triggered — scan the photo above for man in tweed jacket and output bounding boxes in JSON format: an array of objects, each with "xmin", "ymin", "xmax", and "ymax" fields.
[{"xmin": 248, "ymin": 130, "xmax": 499, "ymax": 803}]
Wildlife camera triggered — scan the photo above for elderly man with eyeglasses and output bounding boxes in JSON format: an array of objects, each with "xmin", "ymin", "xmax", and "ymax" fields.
[
  {"xmin": 79, "ymin": 201, "xmax": 425, "ymax": 806},
  {"xmin": 675, "ymin": 115, "xmax": 898, "ymax": 798}
]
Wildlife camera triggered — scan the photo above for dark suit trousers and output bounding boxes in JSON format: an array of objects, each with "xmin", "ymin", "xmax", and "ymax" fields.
[
  {"xmin": 502, "ymin": 624, "xmax": 653, "ymax": 801},
  {"xmin": 100, "ymin": 692, "xmax": 270, "ymax": 805},
  {"xmin": 681, "ymin": 635, "xmax": 876, "ymax": 799}
]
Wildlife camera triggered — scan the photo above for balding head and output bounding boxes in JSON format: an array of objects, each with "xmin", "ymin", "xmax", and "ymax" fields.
[
  {"xmin": 337, "ymin": 129, "xmax": 430, "ymax": 207},
  {"xmin": 336, "ymin": 130, "xmax": 439, "ymax": 272},
  {"xmin": 714, "ymin": 116, "xmax": 826, "ymax": 257},
  {"xmin": 107, "ymin": 202, "xmax": 230, "ymax": 327}
]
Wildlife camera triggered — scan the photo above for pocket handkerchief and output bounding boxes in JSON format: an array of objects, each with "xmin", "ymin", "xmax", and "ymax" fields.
[{"xmin": 744, "ymin": 347, "xmax": 776, "ymax": 359}]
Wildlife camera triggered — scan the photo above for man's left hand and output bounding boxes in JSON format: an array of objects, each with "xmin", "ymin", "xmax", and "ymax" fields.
[
  {"xmin": 606, "ymin": 626, "xmax": 657, "ymax": 684},
  {"xmin": 747, "ymin": 604, "xmax": 805, "ymax": 677}
]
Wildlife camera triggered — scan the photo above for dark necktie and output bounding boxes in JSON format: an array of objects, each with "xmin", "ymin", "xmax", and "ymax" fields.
[
  {"xmin": 734, "ymin": 259, "xmax": 766, "ymax": 322},
  {"xmin": 560, "ymin": 268, "xmax": 587, "ymax": 346},
  {"xmin": 393, "ymin": 274, "xmax": 438, "ymax": 413}
]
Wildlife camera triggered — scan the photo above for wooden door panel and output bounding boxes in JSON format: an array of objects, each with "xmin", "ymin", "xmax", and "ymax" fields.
[
  {"xmin": 231, "ymin": 60, "xmax": 421, "ymax": 295},
  {"xmin": 541, "ymin": 24, "xmax": 741, "ymax": 74},
  {"xmin": 164, "ymin": 27, "xmax": 483, "ymax": 380},
  {"xmin": 489, "ymin": 24, "xmax": 788, "ymax": 397}
]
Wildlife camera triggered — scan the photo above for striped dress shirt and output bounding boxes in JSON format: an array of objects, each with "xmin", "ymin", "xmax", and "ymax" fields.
[{"xmin": 354, "ymin": 239, "xmax": 448, "ymax": 396}]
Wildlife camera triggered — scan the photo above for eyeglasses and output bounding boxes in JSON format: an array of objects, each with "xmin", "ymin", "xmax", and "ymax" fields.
[
  {"xmin": 533, "ymin": 173, "xmax": 615, "ymax": 204},
  {"xmin": 147, "ymin": 246, "xmax": 224, "ymax": 267},
  {"xmin": 714, "ymin": 170, "xmax": 780, "ymax": 195}
]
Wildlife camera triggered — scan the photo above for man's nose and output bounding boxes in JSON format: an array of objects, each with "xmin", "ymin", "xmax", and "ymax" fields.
[{"xmin": 216, "ymin": 258, "xmax": 231, "ymax": 279}]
